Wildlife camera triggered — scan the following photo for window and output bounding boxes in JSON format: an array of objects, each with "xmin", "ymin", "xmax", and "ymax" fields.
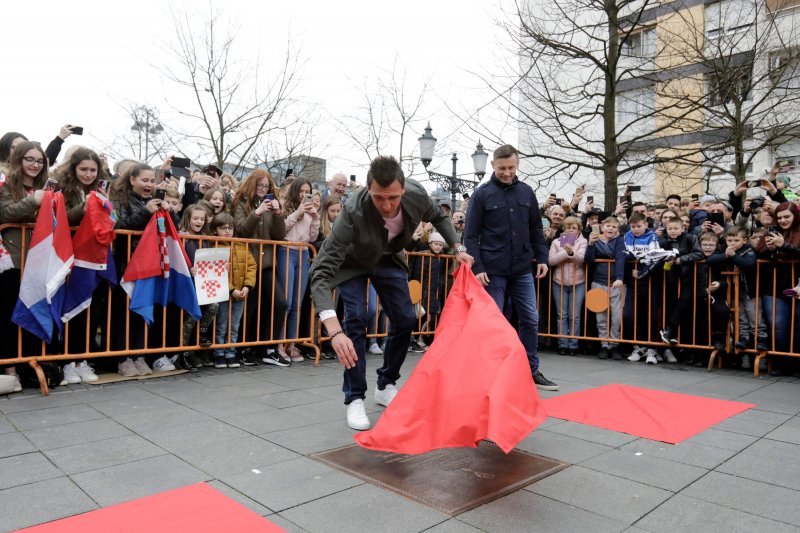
[
  {"xmin": 766, "ymin": 0, "xmax": 800, "ymax": 14},
  {"xmin": 622, "ymin": 28, "xmax": 656, "ymax": 59},
  {"xmin": 707, "ymin": 65, "xmax": 752, "ymax": 105},
  {"xmin": 770, "ymin": 53, "xmax": 800, "ymax": 94},
  {"xmin": 705, "ymin": 0, "xmax": 756, "ymax": 38},
  {"xmin": 617, "ymin": 87, "xmax": 656, "ymax": 138}
]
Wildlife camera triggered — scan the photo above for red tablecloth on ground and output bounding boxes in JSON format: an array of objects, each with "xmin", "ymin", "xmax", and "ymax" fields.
[
  {"xmin": 542, "ymin": 384, "xmax": 755, "ymax": 444},
  {"xmin": 17, "ymin": 483, "xmax": 283, "ymax": 532},
  {"xmin": 355, "ymin": 264, "xmax": 546, "ymax": 454}
]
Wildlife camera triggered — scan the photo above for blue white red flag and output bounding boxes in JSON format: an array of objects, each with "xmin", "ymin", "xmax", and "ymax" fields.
[
  {"xmin": 12, "ymin": 191, "xmax": 74, "ymax": 342},
  {"xmin": 120, "ymin": 211, "xmax": 201, "ymax": 324}
]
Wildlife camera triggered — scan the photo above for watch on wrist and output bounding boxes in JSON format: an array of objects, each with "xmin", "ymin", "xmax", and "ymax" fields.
[{"xmin": 456, "ymin": 244, "xmax": 466, "ymax": 253}]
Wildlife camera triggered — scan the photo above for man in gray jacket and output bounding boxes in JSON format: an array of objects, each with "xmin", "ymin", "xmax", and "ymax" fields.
[{"xmin": 310, "ymin": 155, "xmax": 472, "ymax": 430}]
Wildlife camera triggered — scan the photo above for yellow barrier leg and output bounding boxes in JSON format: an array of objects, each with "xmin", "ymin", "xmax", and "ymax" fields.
[{"xmin": 29, "ymin": 360, "xmax": 49, "ymax": 397}]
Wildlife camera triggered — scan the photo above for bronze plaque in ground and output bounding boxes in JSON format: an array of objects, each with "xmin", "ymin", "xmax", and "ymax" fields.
[{"xmin": 312, "ymin": 441, "xmax": 568, "ymax": 516}]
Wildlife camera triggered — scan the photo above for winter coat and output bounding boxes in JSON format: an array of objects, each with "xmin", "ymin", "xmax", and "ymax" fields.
[
  {"xmin": 548, "ymin": 233, "xmax": 587, "ymax": 286},
  {"xmin": 232, "ymin": 201, "xmax": 286, "ymax": 270},
  {"xmin": 658, "ymin": 232, "xmax": 703, "ymax": 277},
  {"xmin": 0, "ymin": 184, "xmax": 39, "ymax": 268},
  {"xmin": 584, "ymin": 235, "xmax": 626, "ymax": 285},
  {"xmin": 229, "ymin": 241, "xmax": 257, "ymax": 291}
]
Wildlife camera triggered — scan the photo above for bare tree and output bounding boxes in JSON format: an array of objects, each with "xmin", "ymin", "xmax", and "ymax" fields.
[
  {"xmin": 100, "ymin": 104, "xmax": 178, "ymax": 165},
  {"xmin": 160, "ymin": 6, "xmax": 302, "ymax": 173}
]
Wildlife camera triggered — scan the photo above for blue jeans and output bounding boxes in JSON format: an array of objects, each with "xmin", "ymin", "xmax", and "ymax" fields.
[
  {"xmin": 338, "ymin": 262, "xmax": 416, "ymax": 404},
  {"xmin": 214, "ymin": 298, "xmax": 245, "ymax": 359},
  {"xmin": 763, "ymin": 296, "xmax": 791, "ymax": 352},
  {"xmin": 276, "ymin": 247, "xmax": 310, "ymax": 340},
  {"xmin": 553, "ymin": 282, "xmax": 585, "ymax": 350},
  {"xmin": 484, "ymin": 272, "xmax": 540, "ymax": 373}
]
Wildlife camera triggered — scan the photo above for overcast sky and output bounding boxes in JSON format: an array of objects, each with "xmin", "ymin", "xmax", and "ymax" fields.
[{"xmin": 2, "ymin": 0, "xmax": 517, "ymax": 182}]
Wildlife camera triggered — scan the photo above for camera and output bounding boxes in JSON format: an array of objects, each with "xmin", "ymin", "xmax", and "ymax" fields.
[{"xmin": 750, "ymin": 197, "xmax": 764, "ymax": 210}]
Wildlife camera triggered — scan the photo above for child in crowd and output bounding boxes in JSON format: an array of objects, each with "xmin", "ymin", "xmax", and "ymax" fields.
[
  {"xmin": 165, "ymin": 188, "xmax": 183, "ymax": 214},
  {"xmin": 210, "ymin": 213, "xmax": 256, "ymax": 368},
  {"xmin": 409, "ymin": 231, "xmax": 449, "ymax": 351},
  {"xmin": 204, "ymin": 187, "xmax": 228, "ymax": 215},
  {"xmin": 658, "ymin": 218, "xmax": 703, "ymax": 362},
  {"xmin": 585, "ymin": 217, "xmax": 626, "ymax": 359},
  {"xmin": 690, "ymin": 232, "xmax": 732, "ymax": 365},
  {"xmin": 623, "ymin": 212, "xmax": 663, "ymax": 364},
  {"xmin": 721, "ymin": 226, "xmax": 767, "ymax": 363},
  {"xmin": 548, "ymin": 216, "xmax": 588, "ymax": 355},
  {"xmin": 179, "ymin": 204, "xmax": 219, "ymax": 368}
]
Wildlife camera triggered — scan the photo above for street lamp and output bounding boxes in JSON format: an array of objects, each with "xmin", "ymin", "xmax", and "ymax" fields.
[
  {"xmin": 130, "ymin": 106, "xmax": 164, "ymax": 162},
  {"xmin": 417, "ymin": 122, "xmax": 487, "ymax": 210}
]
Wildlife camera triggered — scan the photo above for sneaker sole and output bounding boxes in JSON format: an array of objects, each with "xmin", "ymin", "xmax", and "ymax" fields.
[
  {"xmin": 262, "ymin": 358, "xmax": 290, "ymax": 367},
  {"xmin": 535, "ymin": 384, "xmax": 559, "ymax": 391},
  {"xmin": 227, "ymin": 363, "xmax": 241, "ymax": 368}
]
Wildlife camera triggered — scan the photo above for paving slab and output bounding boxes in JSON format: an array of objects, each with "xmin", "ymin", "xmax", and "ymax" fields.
[
  {"xmin": 22, "ymin": 418, "xmax": 132, "ymax": 451},
  {"xmin": 0, "ymin": 477, "xmax": 97, "ymax": 533},
  {"xmin": 734, "ymin": 382, "xmax": 800, "ymax": 415},
  {"xmin": 6, "ymin": 404, "xmax": 105, "ymax": 431},
  {"xmin": 205, "ymin": 480, "xmax": 273, "ymax": 517},
  {"xmin": 259, "ymin": 389, "xmax": 335, "ymax": 409},
  {"xmin": 0, "ymin": 391, "xmax": 87, "ymax": 415},
  {"xmin": 219, "ymin": 456, "xmax": 363, "ymax": 512},
  {"xmin": 0, "ymin": 416, "xmax": 13, "ymax": 435},
  {"xmin": 113, "ymin": 404, "xmax": 213, "ymax": 433},
  {"xmin": 715, "ymin": 452, "xmax": 800, "ymax": 491},
  {"xmin": 619, "ymin": 438, "xmax": 737, "ymax": 469},
  {"xmin": 170, "ymin": 435, "xmax": 300, "ymax": 477},
  {"xmin": 738, "ymin": 435, "xmax": 800, "ymax": 465},
  {"xmin": 224, "ymin": 408, "xmax": 321, "ymax": 434},
  {"xmin": 764, "ymin": 419, "xmax": 800, "ymax": 445},
  {"xmin": 70, "ymin": 454, "xmax": 210, "ymax": 507},
  {"xmin": 260, "ymin": 420, "xmax": 360, "ymax": 455},
  {"xmin": 187, "ymin": 397, "xmax": 278, "ymax": 418},
  {"xmin": 681, "ymin": 428, "xmax": 759, "ymax": 452},
  {"xmin": 187, "ymin": 371, "xmax": 265, "ymax": 389},
  {"xmin": 673, "ymin": 375, "xmax": 772, "ymax": 399},
  {"xmin": 42, "ymin": 434, "xmax": 166, "ymax": 475},
  {"xmin": 527, "ymin": 465, "xmax": 672, "ymax": 524},
  {"xmin": 681, "ymin": 471, "xmax": 800, "ymax": 527},
  {"xmin": 545, "ymin": 420, "xmax": 640, "ymax": 448},
  {"xmin": 634, "ymin": 493, "xmax": 798, "ymax": 533},
  {"xmin": 422, "ymin": 519, "xmax": 485, "ymax": 532},
  {"xmin": 266, "ymin": 514, "xmax": 311, "ymax": 533},
  {"xmin": 580, "ymin": 449, "xmax": 707, "ymax": 492},
  {"xmin": 0, "ymin": 432, "xmax": 35, "ymax": 459},
  {"xmin": 710, "ymin": 416, "xmax": 782, "ymax": 437},
  {"xmin": 89, "ymin": 393, "xmax": 179, "ymax": 418},
  {"xmin": 458, "ymin": 490, "xmax": 628, "ymax": 533},
  {"xmin": 0, "ymin": 452, "xmax": 64, "ymax": 490},
  {"xmin": 135, "ymin": 419, "xmax": 250, "ymax": 452},
  {"xmin": 516, "ymin": 429, "xmax": 613, "ymax": 464},
  {"xmin": 281, "ymin": 483, "xmax": 449, "ymax": 533}
]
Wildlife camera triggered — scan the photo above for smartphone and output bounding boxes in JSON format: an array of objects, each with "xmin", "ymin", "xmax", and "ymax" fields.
[
  {"xmin": 44, "ymin": 177, "xmax": 60, "ymax": 192},
  {"xmin": 691, "ymin": 193, "xmax": 699, "ymax": 201},
  {"xmin": 350, "ymin": 174, "xmax": 356, "ymax": 182},
  {"xmin": 96, "ymin": 179, "xmax": 110, "ymax": 196},
  {"xmin": 263, "ymin": 193, "xmax": 274, "ymax": 202},
  {"xmin": 70, "ymin": 126, "xmax": 84, "ymax": 135},
  {"xmin": 707, "ymin": 212, "xmax": 724, "ymax": 227},
  {"xmin": 769, "ymin": 225, "xmax": 780, "ymax": 234},
  {"xmin": 304, "ymin": 193, "xmax": 313, "ymax": 204},
  {"xmin": 171, "ymin": 166, "xmax": 190, "ymax": 179},
  {"xmin": 172, "ymin": 157, "xmax": 191, "ymax": 169},
  {"xmin": 619, "ymin": 196, "xmax": 626, "ymax": 204},
  {"xmin": 559, "ymin": 233, "xmax": 576, "ymax": 247},
  {"xmin": 587, "ymin": 195, "xmax": 594, "ymax": 203},
  {"xmin": 154, "ymin": 189, "xmax": 166, "ymax": 201},
  {"xmin": 627, "ymin": 185, "xmax": 642, "ymax": 192},
  {"xmin": 462, "ymin": 193, "xmax": 470, "ymax": 200},
  {"xmin": 556, "ymin": 198, "xmax": 563, "ymax": 205},
  {"xmin": 591, "ymin": 224, "xmax": 600, "ymax": 234}
]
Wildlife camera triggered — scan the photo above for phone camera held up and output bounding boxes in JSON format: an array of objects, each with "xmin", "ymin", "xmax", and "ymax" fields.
[
  {"xmin": 154, "ymin": 189, "xmax": 166, "ymax": 201},
  {"xmin": 69, "ymin": 126, "xmax": 84, "ymax": 136}
]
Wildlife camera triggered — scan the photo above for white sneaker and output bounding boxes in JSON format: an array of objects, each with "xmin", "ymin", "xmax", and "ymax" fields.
[
  {"xmin": 627, "ymin": 346, "xmax": 643, "ymax": 362},
  {"xmin": 374, "ymin": 384, "xmax": 398, "ymax": 407},
  {"xmin": 645, "ymin": 349, "xmax": 658, "ymax": 365},
  {"xmin": 152, "ymin": 356, "xmax": 175, "ymax": 372},
  {"xmin": 664, "ymin": 349, "xmax": 678, "ymax": 363},
  {"xmin": 134, "ymin": 357, "xmax": 153, "ymax": 375},
  {"xmin": 346, "ymin": 399, "xmax": 371, "ymax": 430},
  {"xmin": 12, "ymin": 375, "xmax": 22, "ymax": 393},
  {"xmin": 63, "ymin": 362, "xmax": 81, "ymax": 384},
  {"xmin": 369, "ymin": 342, "xmax": 384, "ymax": 355},
  {"xmin": 75, "ymin": 361, "xmax": 98, "ymax": 382},
  {"xmin": 118, "ymin": 358, "xmax": 139, "ymax": 377}
]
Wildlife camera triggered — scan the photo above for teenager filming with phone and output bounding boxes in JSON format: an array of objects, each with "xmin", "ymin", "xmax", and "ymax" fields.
[
  {"xmin": 276, "ymin": 178, "xmax": 319, "ymax": 363},
  {"xmin": 548, "ymin": 216, "xmax": 588, "ymax": 356}
]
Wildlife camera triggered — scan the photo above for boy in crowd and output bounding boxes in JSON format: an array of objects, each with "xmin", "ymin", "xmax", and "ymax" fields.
[
  {"xmin": 623, "ymin": 212, "xmax": 663, "ymax": 364},
  {"xmin": 690, "ymin": 232, "xmax": 732, "ymax": 365},
  {"xmin": 722, "ymin": 226, "xmax": 768, "ymax": 365},
  {"xmin": 585, "ymin": 217, "xmax": 627, "ymax": 359},
  {"xmin": 658, "ymin": 218, "xmax": 703, "ymax": 361}
]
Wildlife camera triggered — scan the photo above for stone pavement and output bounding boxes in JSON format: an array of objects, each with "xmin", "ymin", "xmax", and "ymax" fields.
[{"xmin": 1, "ymin": 351, "xmax": 799, "ymax": 532}]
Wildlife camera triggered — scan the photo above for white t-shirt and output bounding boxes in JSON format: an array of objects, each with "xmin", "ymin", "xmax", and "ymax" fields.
[{"xmin": 383, "ymin": 209, "xmax": 404, "ymax": 244}]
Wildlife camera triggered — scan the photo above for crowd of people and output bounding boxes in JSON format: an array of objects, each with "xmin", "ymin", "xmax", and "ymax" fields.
[{"xmin": 1, "ymin": 125, "xmax": 800, "ymax": 396}]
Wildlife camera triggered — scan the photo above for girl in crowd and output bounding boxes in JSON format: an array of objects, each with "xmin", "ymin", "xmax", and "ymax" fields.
[
  {"xmin": 231, "ymin": 169, "xmax": 289, "ymax": 366},
  {"xmin": 277, "ymin": 178, "xmax": 319, "ymax": 362},
  {"xmin": 204, "ymin": 187, "xmax": 228, "ymax": 216},
  {"xmin": 109, "ymin": 163, "xmax": 177, "ymax": 376},
  {"xmin": 0, "ymin": 131, "xmax": 28, "ymax": 176},
  {"xmin": 315, "ymin": 196, "xmax": 341, "ymax": 251},
  {"xmin": 0, "ymin": 142, "xmax": 48, "ymax": 390},
  {"xmin": 179, "ymin": 204, "xmax": 218, "ymax": 368},
  {"xmin": 220, "ymin": 173, "xmax": 237, "ymax": 197},
  {"xmin": 548, "ymin": 216, "xmax": 588, "ymax": 355}
]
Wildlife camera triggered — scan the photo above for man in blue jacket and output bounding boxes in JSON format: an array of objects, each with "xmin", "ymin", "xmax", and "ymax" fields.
[{"xmin": 464, "ymin": 144, "xmax": 558, "ymax": 391}]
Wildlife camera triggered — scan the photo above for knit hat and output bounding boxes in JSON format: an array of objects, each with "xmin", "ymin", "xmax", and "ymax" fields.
[
  {"xmin": 700, "ymin": 194, "xmax": 716, "ymax": 205},
  {"xmin": 428, "ymin": 231, "xmax": 446, "ymax": 244},
  {"xmin": 778, "ymin": 174, "xmax": 791, "ymax": 188}
]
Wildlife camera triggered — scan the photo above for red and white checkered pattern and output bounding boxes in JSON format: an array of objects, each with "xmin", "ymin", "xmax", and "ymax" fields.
[{"xmin": 201, "ymin": 279, "xmax": 222, "ymax": 299}]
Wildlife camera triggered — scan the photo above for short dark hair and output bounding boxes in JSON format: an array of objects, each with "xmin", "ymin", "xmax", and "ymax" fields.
[
  {"xmin": 725, "ymin": 225, "xmax": 747, "ymax": 239},
  {"xmin": 631, "ymin": 201, "xmax": 647, "ymax": 209},
  {"xmin": 699, "ymin": 231, "xmax": 719, "ymax": 243},
  {"xmin": 367, "ymin": 155, "xmax": 405, "ymax": 189},
  {"xmin": 666, "ymin": 194, "xmax": 681, "ymax": 203},
  {"xmin": 210, "ymin": 211, "xmax": 235, "ymax": 234},
  {"xmin": 629, "ymin": 212, "xmax": 647, "ymax": 225},
  {"xmin": 493, "ymin": 144, "xmax": 518, "ymax": 160}
]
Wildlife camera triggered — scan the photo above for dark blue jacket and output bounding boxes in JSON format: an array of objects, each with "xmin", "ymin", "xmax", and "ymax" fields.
[
  {"xmin": 464, "ymin": 173, "xmax": 548, "ymax": 277},
  {"xmin": 585, "ymin": 236, "xmax": 626, "ymax": 285}
]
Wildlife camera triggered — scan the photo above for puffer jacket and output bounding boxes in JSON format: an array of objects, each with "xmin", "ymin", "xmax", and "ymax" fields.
[
  {"xmin": 232, "ymin": 202, "xmax": 286, "ymax": 269},
  {"xmin": 548, "ymin": 233, "xmax": 587, "ymax": 286},
  {"xmin": 229, "ymin": 241, "xmax": 257, "ymax": 291}
]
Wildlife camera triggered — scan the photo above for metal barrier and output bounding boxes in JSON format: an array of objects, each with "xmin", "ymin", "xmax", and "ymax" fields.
[{"xmin": 0, "ymin": 223, "xmax": 317, "ymax": 395}]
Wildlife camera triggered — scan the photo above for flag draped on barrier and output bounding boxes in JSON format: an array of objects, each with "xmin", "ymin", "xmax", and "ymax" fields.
[
  {"xmin": 62, "ymin": 191, "xmax": 118, "ymax": 322},
  {"xmin": 120, "ymin": 211, "xmax": 201, "ymax": 324},
  {"xmin": 355, "ymin": 264, "xmax": 546, "ymax": 454},
  {"xmin": 12, "ymin": 191, "xmax": 74, "ymax": 342}
]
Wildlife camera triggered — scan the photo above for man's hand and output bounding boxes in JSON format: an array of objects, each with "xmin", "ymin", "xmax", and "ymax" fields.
[
  {"xmin": 323, "ymin": 317, "xmax": 358, "ymax": 369},
  {"xmin": 475, "ymin": 272, "xmax": 490, "ymax": 286},
  {"xmin": 588, "ymin": 231, "xmax": 600, "ymax": 245},
  {"xmin": 612, "ymin": 279, "xmax": 623, "ymax": 288},
  {"xmin": 455, "ymin": 250, "xmax": 473, "ymax": 267},
  {"xmin": 710, "ymin": 223, "xmax": 725, "ymax": 235},
  {"xmin": 536, "ymin": 263, "xmax": 548, "ymax": 279},
  {"xmin": 734, "ymin": 180, "xmax": 748, "ymax": 197}
]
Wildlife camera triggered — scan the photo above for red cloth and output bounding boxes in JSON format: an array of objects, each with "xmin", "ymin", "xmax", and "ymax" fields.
[
  {"xmin": 542, "ymin": 384, "xmax": 755, "ymax": 444},
  {"xmin": 17, "ymin": 483, "xmax": 283, "ymax": 532},
  {"xmin": 355, "ymin": 264, "xmax": 546, "ymax": 454}
]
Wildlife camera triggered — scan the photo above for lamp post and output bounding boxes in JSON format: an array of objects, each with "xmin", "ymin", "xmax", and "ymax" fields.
[
  {"xmin": 130, "ymin": 106, "xmax": 164, "ymax": 163},
  {"xmin": 418, "ymin": 122, "xmax": 488, "ymax": 210}
]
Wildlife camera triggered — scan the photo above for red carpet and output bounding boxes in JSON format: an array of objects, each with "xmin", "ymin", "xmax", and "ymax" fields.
[
  {"xmin": 542, "ymin": 384, "xmax": 755, "ymax": 444},
  {"xmin": 17, "ymin": 483, "xmax": 283, "ymax": 532}
]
